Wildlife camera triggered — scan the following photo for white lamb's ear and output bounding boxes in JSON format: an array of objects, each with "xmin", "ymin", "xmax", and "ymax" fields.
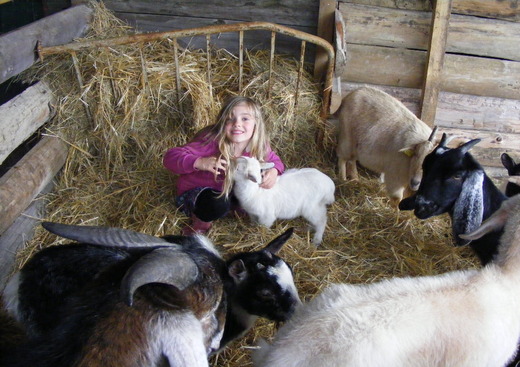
[
  {"xmin": 261, "ymin": 162, "xmax": 275, "ymax": 170},
  {"xmin": 233, "ymin": 157, "xmax": 248, "ymax": 173},
  {"xmin": 235, "ymin": 156, "xmax": 247, "ymax": 167}
]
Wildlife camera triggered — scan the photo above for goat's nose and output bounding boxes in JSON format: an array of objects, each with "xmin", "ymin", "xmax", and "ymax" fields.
[{"xmin": 414, "ymin": 196, "xmax": 437, "ymax": 219}]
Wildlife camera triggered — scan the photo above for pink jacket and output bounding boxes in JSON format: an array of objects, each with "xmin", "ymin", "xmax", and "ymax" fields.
[{"xmin": 163, "ymin": 135, "xmax": 284, "ymax": 196}]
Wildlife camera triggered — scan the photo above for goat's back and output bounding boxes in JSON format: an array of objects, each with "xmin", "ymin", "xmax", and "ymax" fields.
[
  {"xmin": 278, "ymin": 168, "xmax": 335, "ymax": 202},
  {"xmin": 337, "ymin": 87, "xmax": 431, "ymax": 160},
  {"xmin": 253, "ymin": 269, "xmax": 520, "ymax": 367}
]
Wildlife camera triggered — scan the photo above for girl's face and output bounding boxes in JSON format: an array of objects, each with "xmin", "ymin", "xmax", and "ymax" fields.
[{"xmin": 225, "ymin": 102, "xmax": 256, "ymax": 149}]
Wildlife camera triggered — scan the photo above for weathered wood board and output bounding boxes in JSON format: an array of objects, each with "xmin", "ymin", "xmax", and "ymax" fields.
[
  {"xmin": 0, "ymin": 5, "xmax": 92, "ymax": 85},
  {"xmin": 101, "ymin": 0, "xmax": 320, "ymax": 29},
  {"xmin": 340, "ymin": 3, "xmax": 520, "ymax": 61},
  {"xmin": 0, "ymin": 81, "xmax": 54, "ymax": 165},
  {"xmin": 106, "ymin": 14, "xmax": 317, "ymax": 60},
  {"xmin": 0, "ymin": 182, "xmax": 53, "ymax": 289},
  {"xmin": 105, "ymin": 0, "xmax": 319, "ymax": 57},
  {"xmin": 337, "ymin": 2, "xmax": 520, "ymax": 101},
  {"xmin": 341, "ymin": 44, "xmax": 520, "ymax": 100},
  {"xmin": 343, "ymin": 0, "xmax": 520, "ymax": 22},
  {"xmin": 0, "ymin": 136, "xmax": 68, "ymax": 235},
  {"xmin": 420, "ymin": 0, "xmax": 452, "ymax": 127}
]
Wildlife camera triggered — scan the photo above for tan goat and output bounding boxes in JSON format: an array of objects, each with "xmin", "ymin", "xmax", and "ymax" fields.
[{"xmin": 336, "ymin": 86, "xmax": 436, "ymax": 206}]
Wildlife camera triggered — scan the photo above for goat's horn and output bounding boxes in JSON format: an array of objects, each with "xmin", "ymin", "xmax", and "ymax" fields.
[
  {"xmin": 437, "ymin": 133, "xmax": 448, "ymax": 148},
  {"xmin": 121, "ymin": 247, "xmax": 199, "ymax": 306},
  {"xmin": 428, "ymin": 126, "xmax": 438, "ymax": 142},
  {"xmin": 42, "ymin": 222, "xmax": 170, "ymax": 248},
  {"xmin": 460, "ymin": 196, "xmax": 520, "ymax": 241},
  {"xmin": 458, "ymin": 138, "xmax": 481, "ymax": 155}
]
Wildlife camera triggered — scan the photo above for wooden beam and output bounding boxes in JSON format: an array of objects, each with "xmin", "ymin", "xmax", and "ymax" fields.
[
  {"xmin": 0, "ymin": 81, "xmax": 54, "ymax": 165},
  {"xmin": 420, "ymin": 0, "xmax": 453, "ymax": 127},
  {"xmin": 0, "ymin": 5, "xmax": 92, "ymax": 84},
  {"xmin": 314, "ymin": 0, "xmax": 336, "ymax": 82},
  {"xmin": 0, "ymin": 182, "xmax": 54, "ymax": 289},
  {"xmin": 330, "ymin": 9, "xmax": 348, "ymax": 114},
  {"xmin": 0, "ymin": 136, "xmax": 68, "ymax": 235}
]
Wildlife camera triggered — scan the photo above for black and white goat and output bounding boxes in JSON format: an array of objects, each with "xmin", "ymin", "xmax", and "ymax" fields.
[
  {"xmin": 501, "ymin": 152, "xmax": 520, "ymax": 197},
  {"xmin": 399, "ymin": 133, "xmax": 507, "ymax": 265},
  {"xmin": 1, "ymin": 223, "xmax": 300, "ymax": 366}
]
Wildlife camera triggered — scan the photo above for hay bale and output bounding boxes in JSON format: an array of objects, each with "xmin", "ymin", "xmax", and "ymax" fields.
[{"xmin": 6, "ymin": 2, "xmax": 479, "ymax": 366}]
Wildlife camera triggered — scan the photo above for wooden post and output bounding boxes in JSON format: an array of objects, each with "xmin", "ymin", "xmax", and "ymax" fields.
[
  {"xmin": 330, "ymin": 9, "xmax": 348, "ymax": 114},
  {"xmin": 0, "ymin": 81, "xmax": 54, "ymax": 165},
  {"xmin": 314, "ymin": 0, "xmax": 336, "ymax": 83},
  {"xmin": 420, "ymin": 0, "xmax": 452, "ymax": 126},
  {"xmin": 0, "ymin": 136, "xmax": 68, "ymax": 235}
]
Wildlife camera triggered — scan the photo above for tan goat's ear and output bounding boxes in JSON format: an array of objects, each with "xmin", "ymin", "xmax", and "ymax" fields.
[{"xmin": 399, "ymin": 148, "xmax": 415, "ymax": 157}]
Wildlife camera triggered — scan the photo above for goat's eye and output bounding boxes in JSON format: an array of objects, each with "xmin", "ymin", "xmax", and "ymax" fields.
[
  {"xmin": 257, "ymin": 289, "xmax": 274, "ymax": 300},
  {"xmin": 452, "ymin": 173, "xmax": 463, "ymax": 180}
]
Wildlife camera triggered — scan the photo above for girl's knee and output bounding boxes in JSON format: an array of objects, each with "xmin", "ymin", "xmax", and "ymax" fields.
[{"xmin": 194, "ymin": 189, "xmax": 231, "ymax": 221}]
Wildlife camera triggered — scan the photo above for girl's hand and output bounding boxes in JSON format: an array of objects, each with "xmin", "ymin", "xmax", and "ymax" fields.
[
  {"xmin": 260, "ymin": 168, "xmax": 278, "ymax": 189},
  {"xmin": 194, "ymin": 156, "xmax": 227, "ymax": 174}
]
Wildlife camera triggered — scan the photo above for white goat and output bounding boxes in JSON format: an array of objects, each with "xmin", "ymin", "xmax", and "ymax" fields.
[
  {"xmin": 253, "ymin": 194, "xmax": 520, "ymax": 367},
  {"xmin": 336, "ymin": 86, "xmax": 436, "ymax": 206},
  {"xmin": 232, "ymin": 156, "xmax": 335, "ymax": 245}
]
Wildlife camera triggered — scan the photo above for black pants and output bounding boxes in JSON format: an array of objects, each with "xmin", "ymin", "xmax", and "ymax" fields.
[{"xmin": 193, "ymin": 188, "xmax": 239, "ymax": 222}]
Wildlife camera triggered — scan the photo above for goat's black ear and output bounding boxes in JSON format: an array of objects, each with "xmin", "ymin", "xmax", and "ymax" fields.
[
  {"xmin": 228, "ymin": 259, "xmax": 247, "ymax": 282},
  {"xmin": 501, "ymin": 153, "xmax": 516, "ymax": 173},
  {"xmin": 452, "ymin": 170, "xmax": 484, "ymax": 245},
  {"xmin": 458, "ymin": 139, "xmax": 481, "ymax": 155},
  {"xmin": 263, "ymin": 228, "xmax": 294, "ymax": 254}
]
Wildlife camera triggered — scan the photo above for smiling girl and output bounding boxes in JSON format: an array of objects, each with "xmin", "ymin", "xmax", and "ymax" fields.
[{"xmin": 163, "ymin": 96, "xmax": 284, "ymax": 235}]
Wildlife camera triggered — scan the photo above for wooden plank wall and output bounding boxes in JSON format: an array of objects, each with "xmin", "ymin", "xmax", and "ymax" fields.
[
  {"xmin": 81, "ymin": 0, "xmax": 321, "ymax": 57},
  {"xmin": 336, "ymin": 0, "xmax": 520, "ymax": 180},
  {"xmin": 0, "ymin": 7, "xmax": 91, "ymax": 286}
]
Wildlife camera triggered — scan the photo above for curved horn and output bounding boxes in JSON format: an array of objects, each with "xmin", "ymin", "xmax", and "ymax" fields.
[
  {"xmin": 458, "ymin": 138, "xmax": 481, "ymax": 155},
  {"xmin": 428, "ymin": 126, "xmax": 438, "ymax": 142},
  {"xmin": 437, "ymin": 133, "xmax": 448, "ymax": 148},
  {"xmin": 42, "ymin": 222, "xmax": 170, "ymax": 248},
  {"xmin": 121, "ymin": 247, "xmax": 199, "ymax": 306},
  {"xmin": 460, "ymin": 196, "xmax": 520, "ymax": 241}
]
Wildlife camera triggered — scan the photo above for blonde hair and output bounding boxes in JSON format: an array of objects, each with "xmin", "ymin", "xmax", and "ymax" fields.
[{"xmin": 197, "ymin": 96, "xmax": 270, "ymax": 197}]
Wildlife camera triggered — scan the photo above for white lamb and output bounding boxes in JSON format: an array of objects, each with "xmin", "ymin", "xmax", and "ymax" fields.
[
  {"xmin": 253, "ymin": 194, "xmax": 520, "ymax": 367},
  {"xmin": 232, "ymin": 156, "xmax": 335, "ymax": 245}
]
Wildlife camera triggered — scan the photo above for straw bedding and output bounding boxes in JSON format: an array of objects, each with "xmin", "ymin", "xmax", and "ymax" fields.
[{"xmin": 5, "ymin": 2, "xmax": 479, "ymax": 365}]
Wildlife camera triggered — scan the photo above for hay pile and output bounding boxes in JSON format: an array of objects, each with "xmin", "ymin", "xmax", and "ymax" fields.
[{"xmin": 13, "ymin": 2, "xmax": 479, "ymax": 366}]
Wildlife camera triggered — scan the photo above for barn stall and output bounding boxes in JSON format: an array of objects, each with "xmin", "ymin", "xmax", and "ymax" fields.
[{"xmin": 0, "ymin": 1, "xmax": 519, "ymax": 366}]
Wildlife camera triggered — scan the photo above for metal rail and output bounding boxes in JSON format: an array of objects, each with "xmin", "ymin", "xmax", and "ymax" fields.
[{"xmin": 38, "ymin": 21, "xmax": 335, "ymax": 124}]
